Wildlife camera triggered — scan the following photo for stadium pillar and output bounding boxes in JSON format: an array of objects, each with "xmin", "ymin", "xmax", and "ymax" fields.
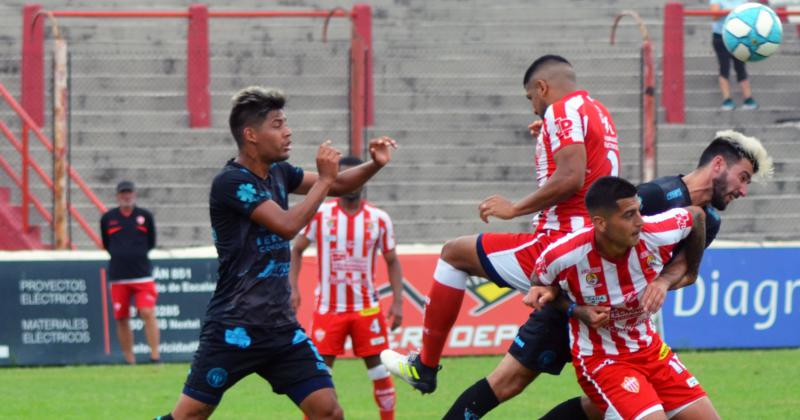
[
  {"xmin": 21, "ymin": 4, "xmax": 45, "ymax": 127},
  {"xmin": 187, "ymin": 4, "xmax": 210, "ymax": 128},
  {"xmin": 661, "ymin": 2, "xmax": 685, "ymax": 123},
  {"xmin": 351, "ymin": 4, "xmax": 373, "ymax": 126}
]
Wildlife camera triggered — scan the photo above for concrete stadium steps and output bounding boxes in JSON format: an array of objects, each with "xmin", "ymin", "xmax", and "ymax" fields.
[
  {"xmin": 1, "ymin": 0, "xmax": 798, "ymax": 246},
  {"xmin": 65, "ymin": 74, "xmax": 348, "ymax": 92},
  {"xmin": 71, "ymin": 92, "xmax": 349, "ymax": 113}
]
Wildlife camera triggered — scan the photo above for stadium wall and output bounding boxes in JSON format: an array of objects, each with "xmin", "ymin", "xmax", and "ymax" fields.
[{"xmin": 0, "ymin": 243, "xmax": 798, "ymax": 366}]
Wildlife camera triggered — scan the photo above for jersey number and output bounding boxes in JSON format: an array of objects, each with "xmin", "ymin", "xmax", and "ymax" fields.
[
  {"xmin": 607, "ymin": 151, "xmax": 619, "ymax": 177},
  {"xmin": 369, "ymin": 318, "xmax": 382, "ymax": 334}
]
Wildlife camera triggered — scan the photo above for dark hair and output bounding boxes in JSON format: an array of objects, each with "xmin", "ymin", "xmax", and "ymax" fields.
[
  {"xmin": 697, "ymin": 137, "xmax": 759, "ymax": 173},
  {"xmin": 523, "ymin": 54, "xmax": 572, "ymax": 87},
  {"xmin": 585, "ymin": 176, "xmax": 638, "ymax": 215},
  {"xmin": 229, "ymin": 87, "xmax": 286, "ymax": 148},
  {"xmin": 339, "ymin": 156, "xmax": 363, "ymax": 167}
]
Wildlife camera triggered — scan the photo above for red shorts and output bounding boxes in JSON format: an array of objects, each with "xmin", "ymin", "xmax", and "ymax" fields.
[
  {"xmin": 311, "ymin": 307, "xmax": 389, "ymax": 357},
  {"xmin": 110, "ymin": 280, "xmax": 158, "ymax": 320},
  {"xmin": 574, "ymin": 339, "xmax": 707, "ymax": 420},
  {"xmin": 477, "ymin": 231, "xmax": 564, "ymax": 291}
]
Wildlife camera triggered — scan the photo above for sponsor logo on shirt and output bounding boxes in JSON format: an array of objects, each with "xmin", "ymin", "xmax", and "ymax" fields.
[
  {"xmin": 370, "ymin": 336, "xmax": 386, "ymax": 346},
  {"xmin": 686, "ymin": 377, "xmax": 700, "ymax": 388},
  {"xmin": 659, "ymin": 342, "xmax": 671, "ymax": 360},
  {"xmin": 666, "ymin": 188, "xmax": 683, "ymax": 200},
  {"xmin": 224, "ymin": 327, "xmax": 252, "ymax": 349},
  {"xmin": 585, "ymin": 295, "xmax": 608, "ymax": 305}
]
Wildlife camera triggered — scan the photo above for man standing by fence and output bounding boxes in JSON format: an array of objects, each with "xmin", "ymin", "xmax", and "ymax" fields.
[{"xmin": 100, "ymin": 180, "xmax": 159, "ymax": 364}]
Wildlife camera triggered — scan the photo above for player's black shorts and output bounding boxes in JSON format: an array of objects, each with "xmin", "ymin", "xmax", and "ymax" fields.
[
  {"xmin": 507, "ymin": 304, "xmax": 572, "ymax": 375},
  {"xmin": 183, "ymin": 320, "xmax": 333, "ymax": 406}
]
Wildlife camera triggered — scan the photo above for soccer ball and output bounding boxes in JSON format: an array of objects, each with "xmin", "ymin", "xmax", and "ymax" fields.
[{"xmin": 722, "ymin": 3, "xmax": 783, "ymax": 62}]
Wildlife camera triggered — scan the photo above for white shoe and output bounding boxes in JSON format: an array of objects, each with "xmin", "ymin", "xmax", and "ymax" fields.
[{"xmin": 380, "ymin": 349, "xmax": 440, "ymax": 394}]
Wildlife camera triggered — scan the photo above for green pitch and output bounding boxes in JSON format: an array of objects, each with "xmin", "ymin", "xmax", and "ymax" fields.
[{"xmin": 1, "ymin": 349, "xmax": 798, "ymax": 419}]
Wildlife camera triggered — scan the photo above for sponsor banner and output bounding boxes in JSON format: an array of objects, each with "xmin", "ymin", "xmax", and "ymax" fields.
[
  {"xmin": 662, "ymin": 247, "xmax": 800, "ymax": 349},
  {"xmin": 0, "ymin": 258, "xmax": 217, "ymax": 366},
  {"xmin": 1, "ymin": 246, "xmax": 796, "ymax": 365}
]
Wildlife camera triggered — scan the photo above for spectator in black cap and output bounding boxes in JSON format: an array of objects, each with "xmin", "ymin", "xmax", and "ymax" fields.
[{"xmin": 100, "ymin": 180, "xmax": 159, "ymax": 364}]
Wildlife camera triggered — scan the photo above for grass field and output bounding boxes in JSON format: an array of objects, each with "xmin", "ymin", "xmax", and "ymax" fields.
[{"xmin": 1, "ymin": 349, "xmax": 798, "ymax": 419}]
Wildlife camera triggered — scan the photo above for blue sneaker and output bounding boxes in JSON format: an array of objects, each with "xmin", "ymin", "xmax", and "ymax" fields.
[
  {"xmin": 720, "ymin": 98, "xmax": 735, "ymax": 111},
  {"xmin": 742, "ymin": 97, "xmax": 759, "ymax": 110}
]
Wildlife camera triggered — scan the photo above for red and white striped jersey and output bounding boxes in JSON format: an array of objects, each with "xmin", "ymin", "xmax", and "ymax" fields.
[
  {"xmin": 535, "ymin": 208, "xmax": 693, "ymax": 357},
  {"xmin": 533, "ymin": 90, "xmax": 620, "ymax": 235},
  {"xmin": 302, "ymin": 199, "xmax": 396, "ymax": 314}
]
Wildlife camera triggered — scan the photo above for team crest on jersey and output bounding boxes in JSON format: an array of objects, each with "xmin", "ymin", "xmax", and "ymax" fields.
[
  {"xmin": 136, "ymin": 215, "xmax": 145, "ymax": 225},
  {"xmin": 585, "ymin": 272, "xmax": 599, "ymax": 287},
  {"xmin": 646, "ymin": 254, "xmax": 656, "ymax": 268},
  {"xmin": 621, "ymin": 376, "xmax": 640, "ymax": 393},
  {"xmin": 314, "ymin": 328, "xmax": 326, "ymax": 342}
]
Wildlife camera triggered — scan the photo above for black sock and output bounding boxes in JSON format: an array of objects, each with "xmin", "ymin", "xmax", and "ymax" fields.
[
  {"xmin": 539, "ymin": 396, "xmax": 588, "ymax": 420},
  {"xmin": 154, "ymin": 414, "xmax": 174, "ymax": 420},
  {"xmin": 442, "ymin": 377, "xmax": 500, "ymax": 420}
]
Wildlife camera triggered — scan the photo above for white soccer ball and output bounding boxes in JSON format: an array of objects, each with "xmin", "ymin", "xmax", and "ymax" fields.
[{"xmin": 722, "ymin": 3, "xmax": 783, "ymax": 62}]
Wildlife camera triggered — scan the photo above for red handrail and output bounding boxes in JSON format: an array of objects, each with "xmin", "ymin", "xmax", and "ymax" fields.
[
  {"xmin": 0, "ymin": 81, "xmax": 106, "ymax": 248},
  {"xmin": 48, "ymin": 9, "xmax": 352, "ymax": 18}
]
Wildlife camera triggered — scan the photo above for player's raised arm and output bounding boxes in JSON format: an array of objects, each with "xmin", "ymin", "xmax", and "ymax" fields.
[
  {"xmin": 642, "ymin": 206, "xmax": 706, "ymax": 313},
  {"xmin": 479, "ymin": 143, "xmax": 586, "ymax": 223},
  {"xmin": 294, "ymin": 136, "xmax": 397, "ymax": 196},
  {"xmin": 250, "ymin": 141, "xmax": 340, "ymax": 239}
]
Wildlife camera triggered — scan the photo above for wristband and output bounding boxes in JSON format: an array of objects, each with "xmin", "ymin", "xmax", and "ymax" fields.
[{"xmin": 567, "ymin": 302, "xmax": 576, "ymax": 318}]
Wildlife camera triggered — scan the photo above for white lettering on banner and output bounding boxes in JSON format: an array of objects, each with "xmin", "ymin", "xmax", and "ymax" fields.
[
  {"xmin": 450, "ymin": 326, "xmax": 473, "ymax": 348},
  {"xmin": 181, "ymin": 281, "xmax": 216, "ymax": 293},
  {"xmin": 22, "ymin": 331, "xmax": 91, "ymax": 344},
  {"xmin": 786, "ymin": 279, "xmax": 800, "ymax": 315},
  {"xmin": 20, "ymin": 317, "xmax": 92, "ymax": 344},
  {"xmin": 152, "ymin": 266, "xmax": 193, "ymax": 281},
  {"xmin": 754, "ymin": 280, "xmax": 778, "ymax": 330},
  {"xmin": 132, "ymin": 305, "xmax": 180, "ymax": 318},
  {"xmin": 474, "ymin": 326, "xmax": 493, "ymax": 347},
  {"xmin": 387, "ymin": 325, "xmax": 518, "ymax": 350},
  {"xmin": 21, "ymin": 318, "xmax": 88, "ymax": 330},
  {"xmin": 673, "ymin": 270, "xmax": 800, "ymax": 330},
  {"xmin": 18, "ymin": 278, "xmax": 89, "ymax": 306},
  {"xmin": 724, "ymin": 280, "xmax": 749, "ymax": 316},
  {"xmin": 133, "ymin": 341, "xmax": 199, "ymax": 354},
  {"xmin": 18, "ymin": 279, "xmax": 86, "ymax": 292}
]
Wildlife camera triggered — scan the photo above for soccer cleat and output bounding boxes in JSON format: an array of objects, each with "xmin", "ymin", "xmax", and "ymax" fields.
[
  {"xmin": 380, "ymin": 350, "xmax": 440, "ymax": 394},
  {"xmin": 742, "ymin": 97, "xmax": 759, "ymax": 110},
  {"xmin": 720, "ymin": 98, "xmax": 735, "ymax": 111}
]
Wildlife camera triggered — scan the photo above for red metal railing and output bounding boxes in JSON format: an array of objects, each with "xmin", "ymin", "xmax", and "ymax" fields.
[
  {"xmin": 661, "ymin": 3, "xmax": 800, "ymax": 123},
  {"xmin": 21, "ymin": 3, "xmax": 373, "ymax": 154},
  {"xmin": 0, "ymin": 81, "xmax": 106, "ymax": 248}
]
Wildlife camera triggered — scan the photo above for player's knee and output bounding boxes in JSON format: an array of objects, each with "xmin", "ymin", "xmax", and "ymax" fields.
[
  {"xmin": 311, "ymin": 403, "xmax": 343, "ymax": 420},
  {"xmin": 138, "ymin": 307, "xmax": 157, "ymax": 320},
  {"xmin": 440, "ymin": 236, "xmax": 477, "ymax": 270},
  {"xmin": 488, "ymin": 372, "xmax": 530, "ymax": 402}
]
